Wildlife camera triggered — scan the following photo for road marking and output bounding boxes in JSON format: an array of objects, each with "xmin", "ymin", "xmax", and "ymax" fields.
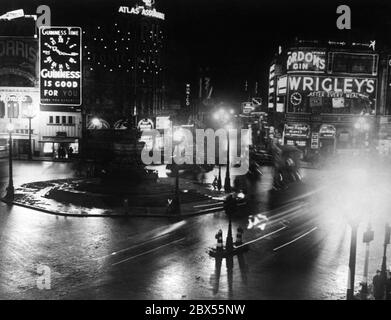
[
  {"xmin": 111, "ymin": 237, "xmax": 185, "ymax": 266},
  {"xmin": 273, "ymin": 227, "xmax": 318, "ymax": 252},
  {"xmin": 235, "ymin": 226, "xmax": 287, "ymax": 249}
]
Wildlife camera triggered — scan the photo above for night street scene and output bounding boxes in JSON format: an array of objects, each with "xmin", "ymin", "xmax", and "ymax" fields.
[{"xmin": 1, "ymin": 0, "xmax": 391, "ymax": 303}]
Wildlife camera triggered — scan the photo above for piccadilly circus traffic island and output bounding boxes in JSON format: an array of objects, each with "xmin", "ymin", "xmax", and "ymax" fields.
[{"xmin": 0, "ymin": 0, "xmax": 391, "ymax": 303}]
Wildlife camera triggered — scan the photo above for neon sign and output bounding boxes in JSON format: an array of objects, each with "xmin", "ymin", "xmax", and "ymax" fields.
[
  {"xmin": 118, "ymin": 5, "xmax": 165, "ymax": 20},
  {"xmin": 287, "ymin": 50, "xmax": 326, "ymax": 72}
]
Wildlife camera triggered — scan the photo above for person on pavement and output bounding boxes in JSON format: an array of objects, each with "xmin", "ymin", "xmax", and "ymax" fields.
[{"xmin": 373, "ymin": 270, "xmax": 384, "ymax": 300}]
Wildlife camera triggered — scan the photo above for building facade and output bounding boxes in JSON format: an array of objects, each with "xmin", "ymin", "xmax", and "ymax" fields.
[
  {"xmin": 0, "ymin": 18, "xmax": 81, "ymax": 159},
  {"xmin": 83, "ymin": 0, "xmax": 166, "ymax": 130},
  {"xmin": 268, "ymin": 40, "xmax": 391, "ymax": 157}
]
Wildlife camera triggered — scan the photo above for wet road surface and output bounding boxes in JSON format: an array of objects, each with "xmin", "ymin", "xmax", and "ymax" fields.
[{"xmin": 0, "ymin": 159, "xmax": 390, "ymax": 299}]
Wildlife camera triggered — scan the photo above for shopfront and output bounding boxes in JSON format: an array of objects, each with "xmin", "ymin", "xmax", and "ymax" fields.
[
  {"xmin": 0, "ymin": 87, "xmax": 40, "ymax": 158},
  {"xmin": 283, "ymin": 123, "xmax": 311, "ymax": 149},
  {"xmin": 319, "ymin": 124, "xmax": 336, "ymax": 156}
]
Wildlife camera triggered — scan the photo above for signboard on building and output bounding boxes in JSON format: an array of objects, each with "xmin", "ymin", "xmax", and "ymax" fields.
[
  {"xmin": 242, "ymin": 102, "xmax": 254, "ymax": 114},
  {"xmin": 284, "ymin": 123, "xmax": 310, "ymax": 138},
  {"xmin": 138, "ymin": 118, "xmax": 154, "ymax": 131},
  {"xmin": 287, "ymin": 75, "xmax": 377, "ymax": 112},
  {"xmin": 319, "ymin": 124, "xmax": 336, "ymax": 138},
  {"xmin": 156, "ymin": 116, "xmax": 171, "ymax": 130},
  {"xmin": 287, "ymin": 50, "xmax": 326, "ymax": 73},
  {"xmin": 118, "ymin": 1, "xmax": 165, "ymax": 20},
  {"xmin": 39, "ymin": 26, "xmax": 82, "ymax": 106},
  {"xmin": 311, "ymin": 132, "xmax": 319, "ymax": 149},
  {"xmin": 0, "ymin": 37, "xmax": 38, "ymax": 86}
]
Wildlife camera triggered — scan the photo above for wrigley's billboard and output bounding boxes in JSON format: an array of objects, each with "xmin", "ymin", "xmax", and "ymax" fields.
[{"xmin": 289, "ymin": 75, "xmax": 376, "ymax": 97}]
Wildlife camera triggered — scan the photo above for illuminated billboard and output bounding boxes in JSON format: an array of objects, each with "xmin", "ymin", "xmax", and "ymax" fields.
[
  {"xmin": 287, "ymin": 75, "xmax": 377, "ymax": 114},
  {"xmin": 39, "ymin": 26, "xmax": 82, "ymax": 106},
  {"xmin": 287, "ymin": 50, "xmax": 326, "ymax": 73}
]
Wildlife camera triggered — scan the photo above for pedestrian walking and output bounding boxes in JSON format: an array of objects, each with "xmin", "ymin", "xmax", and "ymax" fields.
[
  {"xmin": 68, "ymin": 147, "xmax": 74, "ymax": 158},
  {"xmin": 373, "ymin": 270, "xmax": 385, "ymax": 300},
  {"xmin": 212, "ymin": 176, "xmax": 218, "ymax": 190}
]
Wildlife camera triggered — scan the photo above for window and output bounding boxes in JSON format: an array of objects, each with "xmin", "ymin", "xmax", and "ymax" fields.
[
  {"xmin": 0, "ymin": 101, "xmax": 4, "ymax": 118},
  {"xmin": 49, "ymin": 116, "xmax": 53, "ymax": 124},
  {"xmin": 68, "ymin": 116, "xmax": 73, "ymax": 124},
  {"xmin": 21, "ymin": 95, "xmax": 33, "ymax": 117},
  {"xmin": 7, "ymin": 100, "xmax": 19, "ymax": 118},
  {"xmin": 55, "ymin": 116, "xmax": 60, "ymax": 124},
  {"xmin": 330, "ymin": 52, "xmax": 378, "ymax": 75},
  {"xmin": 62, "ymin": 116, "xmax": 67, "ymax": 124}
]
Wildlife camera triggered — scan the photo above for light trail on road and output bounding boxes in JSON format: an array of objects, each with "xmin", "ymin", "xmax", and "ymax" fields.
[
  {"xmin": 236, "ymin": 225, "xmax": 287, "ymax": 249},
  {"xmin": 273, "ymin": 227, "xmax": 318, "ymax": 251},
  {"xmin": 111, "ymin": 237, "xmax": 186, "ymax": 266}
]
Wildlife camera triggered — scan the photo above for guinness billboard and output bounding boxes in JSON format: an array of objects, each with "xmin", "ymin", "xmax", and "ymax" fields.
[{"xmin": 39, "ymin": 26, "xmax": 82, "ymax": 106}]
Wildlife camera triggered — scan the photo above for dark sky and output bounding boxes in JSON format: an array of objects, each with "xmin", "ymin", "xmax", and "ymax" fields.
[{"xmin": 3, "ymin": 0, "xmax": 391, "ymax": 102}]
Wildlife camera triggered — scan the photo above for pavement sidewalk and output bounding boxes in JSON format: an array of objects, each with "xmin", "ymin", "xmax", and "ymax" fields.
[{"xmin": 4, "ymin": 177, "xmax": 227, "ymax": 218}]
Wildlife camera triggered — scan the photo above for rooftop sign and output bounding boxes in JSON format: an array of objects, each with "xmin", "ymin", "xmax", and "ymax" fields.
[{"xmin": 118, "ymin": 3, "xmax": 165, "ymax": 20}]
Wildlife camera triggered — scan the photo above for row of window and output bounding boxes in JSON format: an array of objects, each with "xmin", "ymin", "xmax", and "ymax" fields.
[
  {"xmin": 48, "ymin": 116, "xmax": 75, "ymax": 125},
  {"xmin": 0, "ymin": 101, "xmax": 33, "ymax": 119}
]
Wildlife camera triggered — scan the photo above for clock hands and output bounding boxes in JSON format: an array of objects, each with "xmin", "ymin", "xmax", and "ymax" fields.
[
  {"xmin": 45, "ymin": 43, "xmax": 79, "ymax": 57},
  {"xmin": 57, "ymin": 50, "xmax": 79, "ymax": 57}
]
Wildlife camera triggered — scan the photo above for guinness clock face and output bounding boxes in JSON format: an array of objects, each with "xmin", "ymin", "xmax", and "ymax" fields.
[
  {"xmin": 42, "ymin": 35, "xmax": 79, "ymax": 70},
  {"xmin": 290, "ymin": 92, "xmax": 302, "ymax": 106}
]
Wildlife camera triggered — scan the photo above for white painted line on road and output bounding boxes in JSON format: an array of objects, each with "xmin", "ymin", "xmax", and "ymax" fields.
[
  {"xmin": 236, "ymin": 226, "xmax": 287, "ymax": 249},
  {"xmin": 272, "ymin": 227, "xmax": 318, "ymax": 252},
  {"xmin": 111, "ymin": 237, "xmax": 186, "ymax": 266}
]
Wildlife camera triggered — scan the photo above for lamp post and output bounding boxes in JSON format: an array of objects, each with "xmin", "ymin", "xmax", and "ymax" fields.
[
  {"xmin": 217, "ymin": 165, "xmax": 222, "ymax": 190},
  {"xmin": 26, "ymin": 116, "xmax": 35, "ymax": 160},
  {"xmin": 224, "ymin": 127, "xmax": 231, "ymax": 192},
  {"xmin": 171, "ymin": 127, "xmax": 182, "ymax": 215},
  {"xmin": 22, "ymin": 99, "xmax": 38, "ymax": 161},
  {"xmin": 4, "ymin": 122, "xmax": 14, "ymax": 203},
  {"xmin": 381, "ymin": 223, "xmax": 390, "ymax": 297},
  {"xmin": 224, "ymin": 195, "xmax": 236, "ymax": 253},
  {"xmin": 347, "ymin": 222, "xmax": 358, "ymax": 300},
  {"xmin": 213, "ymin": 108, "xmax": 234, "ymax": 193},
  {"xmin": 361, "ymin": 223, "xmax": 374, "ymax": 298}
]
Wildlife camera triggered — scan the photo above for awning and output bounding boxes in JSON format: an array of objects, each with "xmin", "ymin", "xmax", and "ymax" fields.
[
  {"xmin": 0, "ymin": 133, "xmax": 38, "ymax": 140},
  {"xmin": 39, "ymin": 137, "xmax": 79, "ymax": 143}
]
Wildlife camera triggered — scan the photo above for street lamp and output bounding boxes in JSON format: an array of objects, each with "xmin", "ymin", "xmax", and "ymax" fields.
[
  {"xmin": 224, "ymin": 123, "xmax": 233, "ymax": 193},
  {"xmin": 22, "ymin": 99, "xmax": 38, "ymax": 161},
  {"xmin": 171, "ymin": 127, "xmax": 182, "ymax": 214},
  {"xmin": 4, "ymin": 122, "xmax": 14, "ymax": 203},
  {"xmin": 213, "ymin": 108, "xmax": 234, "ymax": 193},
  {"xmin": 346, "ymin": 221, "xmax": 358, "ymax": 300},
  {"xmin": 381, "ymin": 223, "xmax": 391, "ymax": 297},
  {"xmin": 91, "ymin": 117, "xmax": 102, "ymax": 128},
  {"xmin": 361, "ymin": 223, "xmax": 374, "ymax": 298}
]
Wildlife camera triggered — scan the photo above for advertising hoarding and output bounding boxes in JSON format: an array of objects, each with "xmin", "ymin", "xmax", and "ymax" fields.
[
  {"xmin": 39, "ymin": 26, "xmax": 82, "ymax": 106},
  {"xmin": 156, "ymin": 116, "xmax": 171, "ymax": 130},
  {"xmin": 287, "ymin": 50, "xmax": 326, "ymax": 73},
  {"xmin": 284, "ymin": 123, "xmax": 310, "ymax": 138},
  {"xmin": 287, "ymin": 75, "xmax": 377, "ymax": 113}
]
